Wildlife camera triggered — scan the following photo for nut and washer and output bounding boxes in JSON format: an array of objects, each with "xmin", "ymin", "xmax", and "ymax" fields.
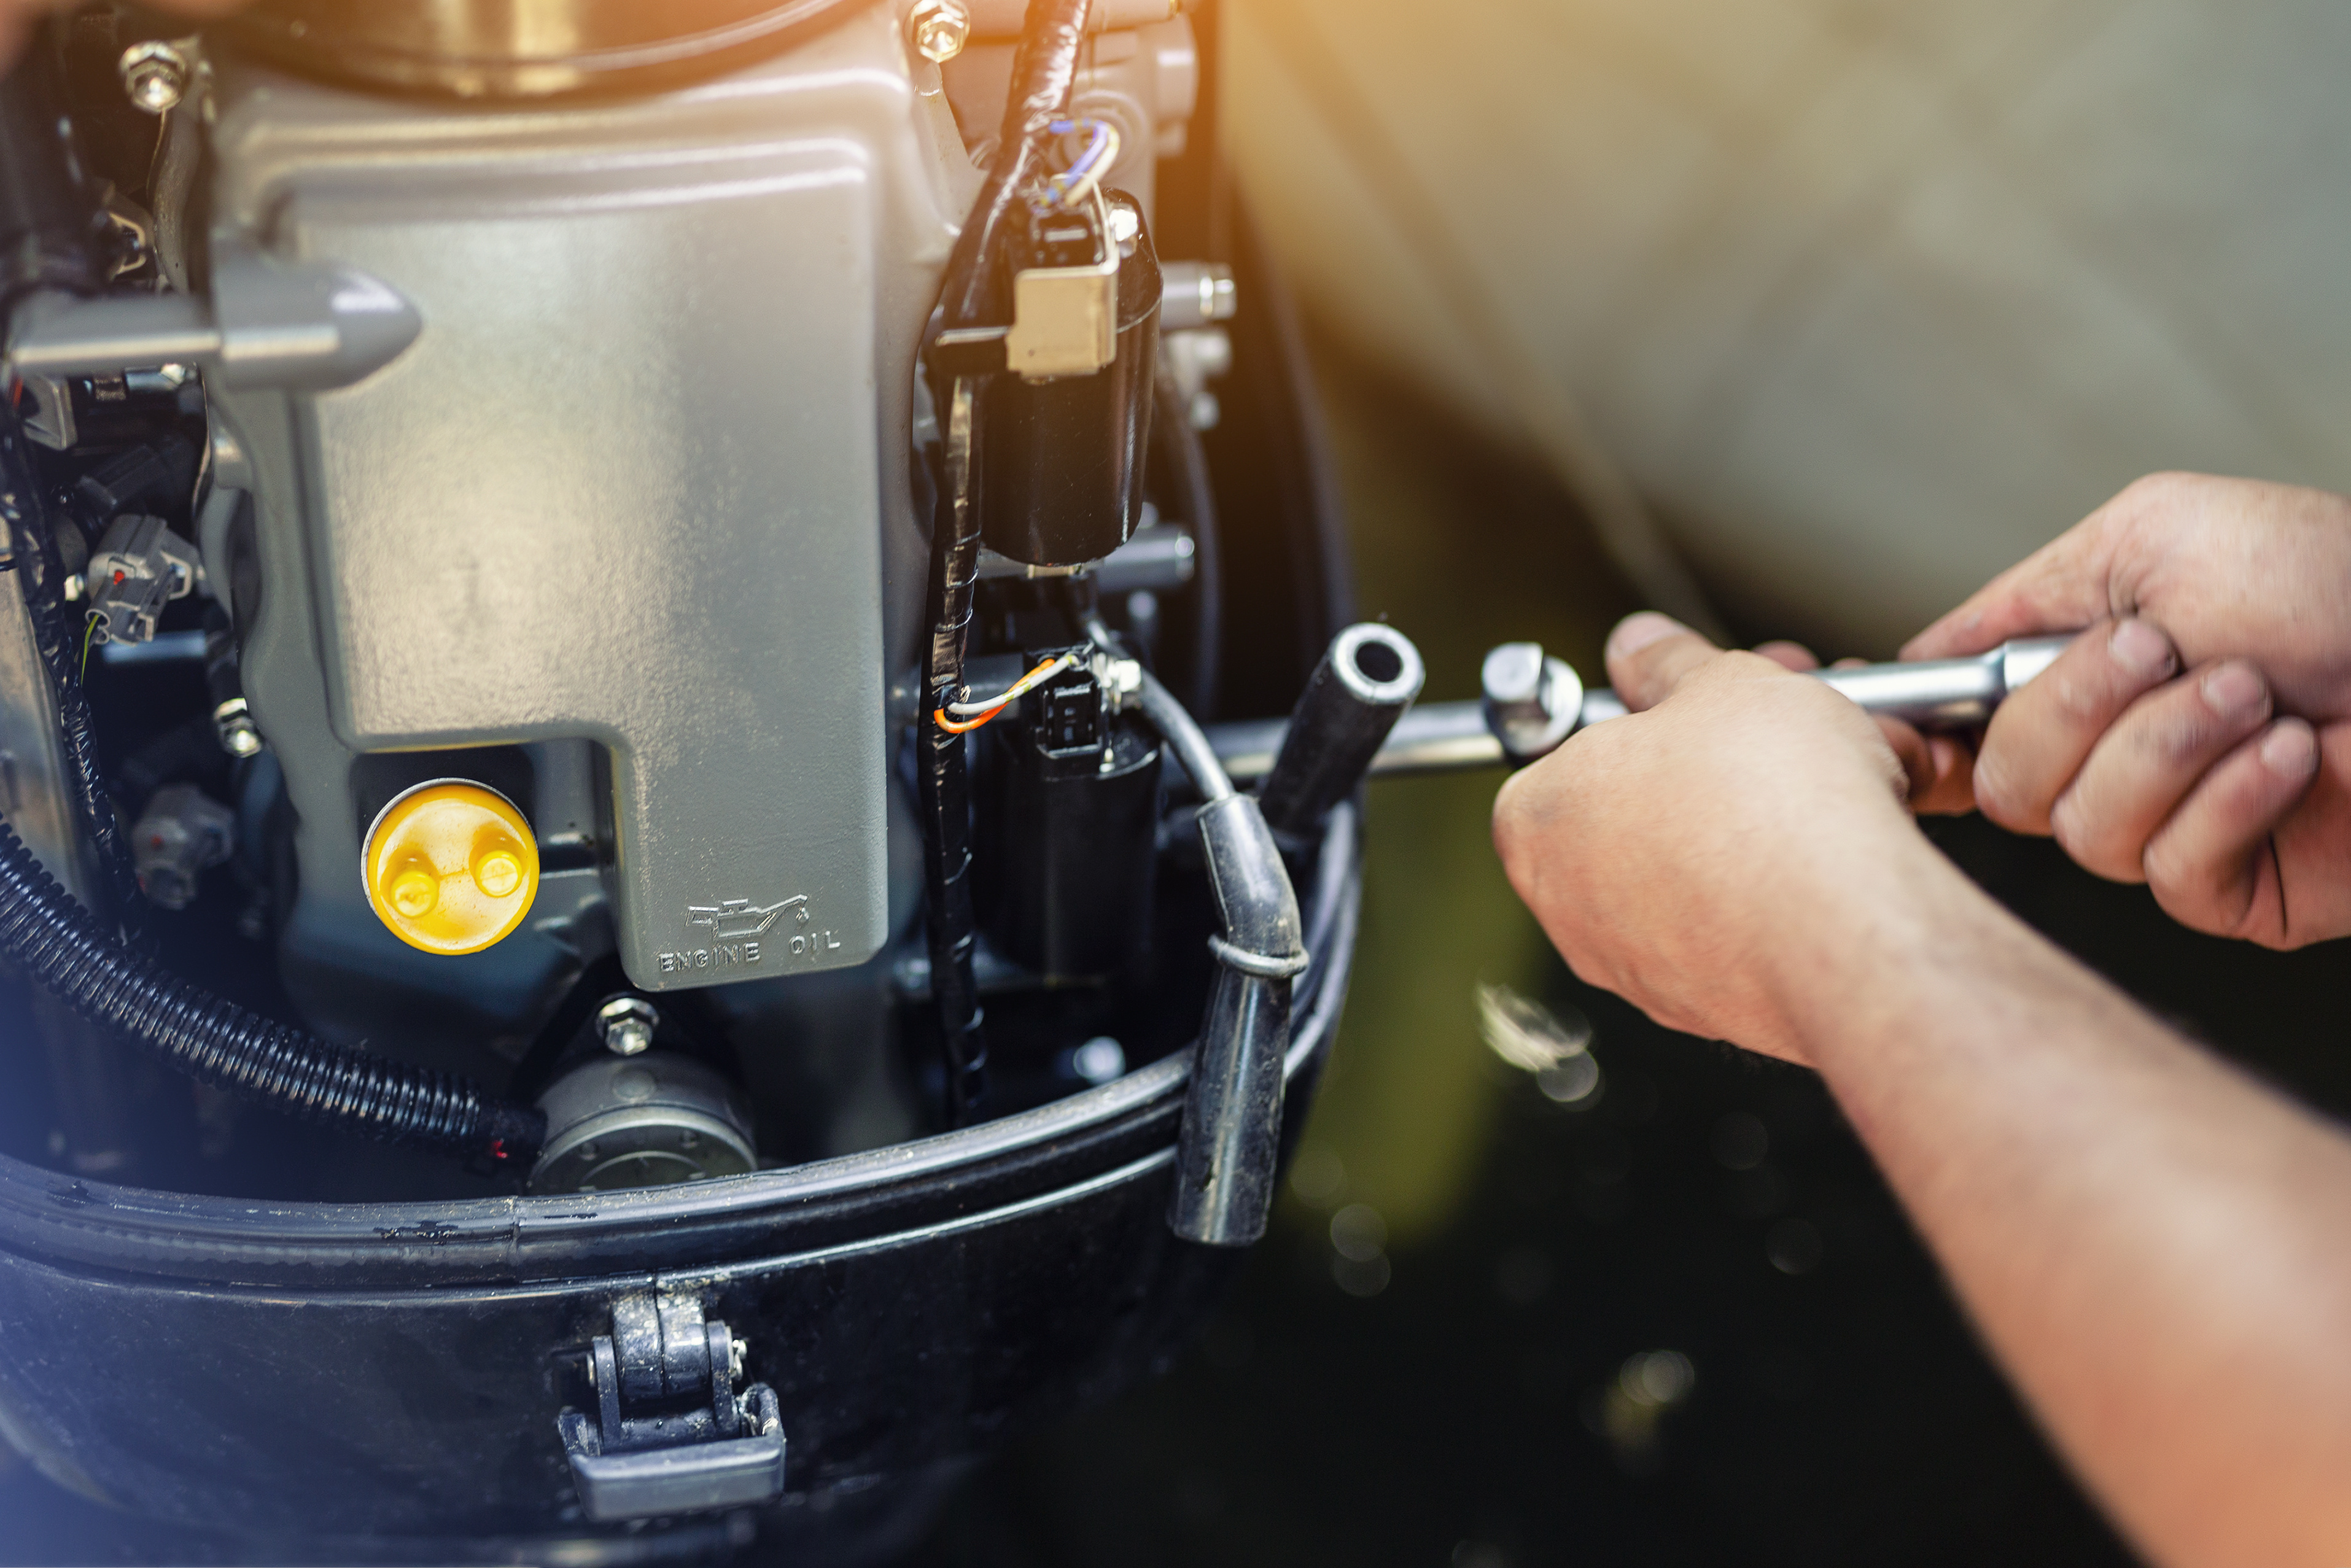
[
  {"xmin": 908, "ymin": 0, "xmax": 971, "ymax": 64},
  {"xmin": 212, "ymin": 698, "xmax": 264, "ymax": 759},
  {"xmin": 119, "ymin": 41, "xmax": 191, "ymax": 115},
  {"xmin": 596, "ymin": 995, "xmax": 660, "ymax": 1057}
]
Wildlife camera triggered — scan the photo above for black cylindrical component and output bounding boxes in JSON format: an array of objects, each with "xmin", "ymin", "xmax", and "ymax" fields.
[
  {"xmin": 0, "ymin": 818, "xmax": 544, "ymax": 1167},
  {"xmin": 978, "ymin": 659, "xmax": 1161, "ymax": 982},
  {"xmin": 920, "ymin": 730, "xmax": 987, "ymax": 1128},
  {"xmin": 201, "ymin": 597, "xmax": 239, "ymax": 681},
  {"xmin": 0, "ymin": 27, "xmax": 104, "ymax": 303},
  {"xmin": 1257, "ymin": 623, "xmax": 1426, "ymax": 838},
  {"xmin": 1170, "ymin": 791, "xmax": 1305, "ymax": 1247},
  {"xmin": 979, "ymin": 192, "xmax": 1163, "ymax": 567},
  {"xmin": 203, "ymin": 606, "xmax": 266, "ymax": 758}
]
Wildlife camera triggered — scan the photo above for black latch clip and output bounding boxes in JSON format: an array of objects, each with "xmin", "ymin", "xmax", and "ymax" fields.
[{"xmin": 557, "ymin": 1292, "xmax": 784, "ymax": 1521}]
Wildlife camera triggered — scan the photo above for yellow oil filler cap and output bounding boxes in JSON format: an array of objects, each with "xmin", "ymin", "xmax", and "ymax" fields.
[{"xmin": 362, "ymin": 781, "xmax": 538, "ymax": 956}]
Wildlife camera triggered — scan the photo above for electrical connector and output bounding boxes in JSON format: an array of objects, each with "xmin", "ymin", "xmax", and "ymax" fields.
[{"xmin": 85, "ymin": 513, "xmax": 199, "ymax": 645}]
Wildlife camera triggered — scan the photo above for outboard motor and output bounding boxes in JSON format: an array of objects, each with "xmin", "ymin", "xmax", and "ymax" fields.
[{"xmin": 0, "ymin": 1, "xmax": 1394, "ymax": 1556}]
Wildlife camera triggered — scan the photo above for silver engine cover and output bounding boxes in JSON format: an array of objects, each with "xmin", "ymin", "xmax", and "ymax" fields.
[{"xmin": 205, "ymin": 7, "xmax": 975, "ymax": 1011}]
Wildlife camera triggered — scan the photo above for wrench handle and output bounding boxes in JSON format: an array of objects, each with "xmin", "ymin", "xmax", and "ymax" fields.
[{"xmin": 1579, "ymin": 634, "xmax": 2074, "ymax": 732}]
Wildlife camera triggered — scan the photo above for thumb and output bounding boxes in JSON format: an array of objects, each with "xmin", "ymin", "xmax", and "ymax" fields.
[
  {"xmin": 1902, "ymin": 514, "xmax": 2118, "ymax": 660},
  {"xmin": 1607, "ymin": 613, "xmax": 1723, "ymax": 712}
]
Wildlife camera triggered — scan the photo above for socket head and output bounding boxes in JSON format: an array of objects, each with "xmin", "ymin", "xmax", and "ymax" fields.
[
  {"xmin": 1480, "ymin": 643, "xmax": 1584, "ymax": 762},
  {"xmin": 1481, "ymin": 643, "xmax": 1546, "ymax": 710}
]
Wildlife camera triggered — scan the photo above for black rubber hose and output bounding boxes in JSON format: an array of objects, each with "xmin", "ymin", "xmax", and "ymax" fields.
[
  {"xmin": 0, "ymin": 818, "xmax": 544, "ymax": 1166},
  {"xmin": 1256, "ymin": 624, "xmax": 1424, "ymax": 840}
]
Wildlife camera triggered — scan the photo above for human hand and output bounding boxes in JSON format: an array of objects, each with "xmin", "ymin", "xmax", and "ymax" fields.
[
  {"xmin": 1906, "ymin": 473, "xmax": 2351, "ymax": 947},
  {"xmin": 1493, "ymin": 613, "xmax": 1967, "ymax": 1063}
]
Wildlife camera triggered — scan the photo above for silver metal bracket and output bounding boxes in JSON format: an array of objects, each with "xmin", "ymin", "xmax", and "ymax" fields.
[
  {"xmin": 556, "ymin": 1292, "xmax": 784, "ymax": 1522},
  {"xmin": 6, "ymin": 246, "xmax": 421, "ymax": 393},
  {"xmin": 975, "ymin": 511, "xmax": 1195, "ymax": 590}
]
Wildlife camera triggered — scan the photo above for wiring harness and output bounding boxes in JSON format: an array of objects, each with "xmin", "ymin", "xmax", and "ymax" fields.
[{"xmin": 916, "ymin": 0, "xmax": 1097, "ymax": 1127}]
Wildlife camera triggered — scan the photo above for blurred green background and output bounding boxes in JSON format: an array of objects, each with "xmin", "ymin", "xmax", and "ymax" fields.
[{"xmin": 1281, "ymin": 336, "xmax": 1634, "ymax": 1255}]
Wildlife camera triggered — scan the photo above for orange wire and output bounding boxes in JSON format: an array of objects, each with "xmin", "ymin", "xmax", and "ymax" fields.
[
  {"xmin": 932, "ymin": 654, "xmax": 1068, "ymax": 735},
  {"xmin": 933, "ymin": 702, "xmax": 1008, "ymax": 735}
]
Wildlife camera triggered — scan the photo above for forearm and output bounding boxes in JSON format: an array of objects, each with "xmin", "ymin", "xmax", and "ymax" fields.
[{"xmin": 1781, "ymin": 843, "xmax": 2351, "ymax": 1568}]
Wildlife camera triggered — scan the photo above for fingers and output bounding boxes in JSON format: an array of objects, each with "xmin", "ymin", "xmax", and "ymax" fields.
[
  {"xmin": 1951, "ymin": 607, "xmax": 2321, "ymax": 923},
  {"xmin": 1972, "ymin": 619, "xmax": 2179, "ymax": 835},
  {"xmin": 1844, "ymin": 649, "xmax": 1975, "ymax": 809},
  {"xmin": 1903, "ymin": 472, "xmax": 2284, "ymax": 661},
  {"xmin": 1754, "ymin": 640, "xmax": 1822, "ymax": 673},
  {"xmin": 1919, "ymin": 735, "xmax": 1980, "ymax": 813},
  {"xmin": 2049, "ymin": 660, "xmax": 2277, "ymax": 882},
  {"xmin": 1598, "ymin": 618, "xmax": 1968, "ymax": 823},
  {"xmin": 1901, "ymin": 475, "xmax": 2204, "ymax": 660},
  {"xmin": 2143, "ymin": 720, "xmax": 2320, "ymax": 941},
  {"xmin": 1903, "ymin": 524, "xmax": 2119, "ymax": 659},
  {"xmin": 1606, "ymin": 613, "xmax": 1723, "ymax": 712},
  {"xmin": 1880, "ymin": 723, "xmax": 1978, "ymax": 815}
]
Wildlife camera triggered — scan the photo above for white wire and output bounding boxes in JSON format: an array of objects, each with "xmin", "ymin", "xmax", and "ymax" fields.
[
  {"xmin": 946, "ymin": 652, "xmax": 1078, "ymax": 716},
  {"xmin": 1048, "ymin": 122, "xmax": 1121, "ymax": 210}
]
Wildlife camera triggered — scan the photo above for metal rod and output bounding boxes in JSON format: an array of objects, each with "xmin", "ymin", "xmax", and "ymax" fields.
[{"xmin": 1209, "ymin": 635, "xmax": 2075, "ymax": 783}]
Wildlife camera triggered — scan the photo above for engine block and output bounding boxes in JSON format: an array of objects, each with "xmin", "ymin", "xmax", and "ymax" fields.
[{"xmin": 204, "ymin": 7, "xmax": 973, "ymax": 1019}]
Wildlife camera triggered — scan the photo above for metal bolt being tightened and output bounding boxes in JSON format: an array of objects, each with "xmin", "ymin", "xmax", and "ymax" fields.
[
  {"xmin": 1481, "ymin": 642, "xmax": 1583, "ymax": 763},
  {"xmin": 119, "ymin": 41, "xmax": 190, "ymax": 115},
  {"xmin": 596, "ymin": 996, "xmax": 659, "ymax": 1057},
  {"xmin": 908, "ymin": 0, "xmax": 971, "ymax": 63}
]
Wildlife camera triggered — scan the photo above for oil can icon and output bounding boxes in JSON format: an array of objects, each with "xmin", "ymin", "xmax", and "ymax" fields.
[{"xmin": 685, "ymin": 896, "xmax": 809, "ymax": 941}]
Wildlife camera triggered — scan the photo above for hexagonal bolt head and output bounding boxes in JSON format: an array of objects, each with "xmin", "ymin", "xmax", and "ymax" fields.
[
  {"xmin": 909, "ymin": 0, "xmax": 971, "ymax": 64},
  {"xmin": 1481, "ymin": 642, "xmax": 1583, "ymax": 762},
  {"xmin": 215, "ymin": 708, "xmax": 264, "ymax": 758},
  {"xmin": 596, "ymin": 995, "xmax": 660, "ymax": 1057},
  {"xmin": 1481, "ymin": 642, "xmax": 1549, "ymax": 721},
  {"xmin": 119, "ymin": 42, "xmax": 190, "ymax": 115}
]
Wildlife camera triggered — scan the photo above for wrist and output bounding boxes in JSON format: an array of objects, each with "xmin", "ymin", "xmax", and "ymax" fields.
[{"xmin": 1751, "ymin": 821, "xmax": 1995, "ymax": 1062}]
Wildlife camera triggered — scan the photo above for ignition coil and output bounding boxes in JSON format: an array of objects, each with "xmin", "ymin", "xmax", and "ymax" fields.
[
  {"xmin": 977, "ymin": 644, "xmax": 1162, "ymax": 983},
  {"xmin": 935, "ymin": 184, "xmax": 1165, "ymax": 568}
]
